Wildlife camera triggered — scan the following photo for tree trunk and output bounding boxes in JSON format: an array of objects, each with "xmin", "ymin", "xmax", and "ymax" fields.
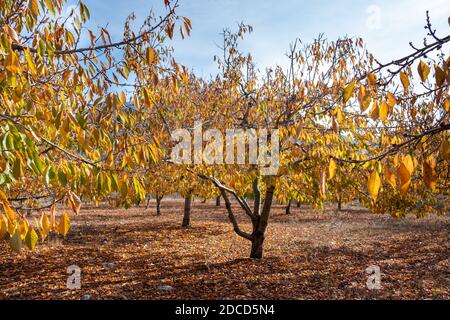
[
  {"xmin": 285, "ymin": 199, "xmax": 292, "ymax": 215},
  {"xmin": 249, "ymin": 184, "xmax": 275, "ymax": 259},
  {"xmin": 205, "ymin": 174, "xmax": 275, "ymax": 260},
  {"xmin": 156, "ymin": 195, "xmax": 162, "ymax": 215},
  {"xmin": 182, "ymin": 194, "xmax": 192, "ymax": 227},
  {"xmin": 215, "ymin": 195, "xmax": 221, "ymax": 206},
  {"xmin": 296, "ymin": 200, "xmax": 300, "ymax": 208},
  {"xmin": 146, "ymin": 195, "xmax": 151, "ymax": 209},
  {"xmin": 250, "ymin": 230, "xmax": 264, "ymax": 259},
  {"xmin": 337, "ymin": 195, "xmax": 342, "ymax": 211}
]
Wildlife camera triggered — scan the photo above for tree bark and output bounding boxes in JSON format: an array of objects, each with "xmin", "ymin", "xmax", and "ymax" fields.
[
  {"xmin": 249, "ymin": 184, "xmax": 275, "ymax": 259},
  {"xmin": 215, "ymin": 195, "xmax": 221, "ymax": 206},
  {"xmin": 296, "ymin": 200, "xmax": 300, "ymax": 208},
  {"xmin": 285, "ymin": 199, "xmax": 292, "ymax": 215},
  {"xmin": 146, "ymin": 196, "xmax": 151, "ymax": 209},
  {"xmin": 182, "ymin": 193, "xmax": 192, "ymax": 227},
  {"xmin": 337, "ymin": 194, "xmax": 342, "ymax": 211},
  {"xmin": 250, "ymin": 230, "xmax": 264, "ymax": 259},
  {"xmin": 156, "ymin": 195, "xmax": 163, "ymax": 215}
]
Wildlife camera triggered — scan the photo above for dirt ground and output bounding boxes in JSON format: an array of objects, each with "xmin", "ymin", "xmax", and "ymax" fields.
[{"xmin": 0, "ymin": 199, "xmax": 449, "ymax": 300}]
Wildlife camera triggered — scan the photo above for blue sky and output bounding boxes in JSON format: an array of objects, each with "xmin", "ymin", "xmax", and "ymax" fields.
[{"xmin": 69, "ymin": 0, "xmax": 450, "ymax": 77}]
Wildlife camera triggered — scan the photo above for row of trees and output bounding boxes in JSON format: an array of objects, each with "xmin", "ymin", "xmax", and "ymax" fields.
[{"xmin": 0, "ymin": 0, "xmax": 449, "ymax": 258}]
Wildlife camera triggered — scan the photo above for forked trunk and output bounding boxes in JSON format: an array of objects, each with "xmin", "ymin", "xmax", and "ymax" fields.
[
  {"xmin": 208, "ymin": 175, "xmax": 275, "ymax": 260},
  {"xmin": 182, "ymin": 194, "xmax": 192, "ymax": 227}
]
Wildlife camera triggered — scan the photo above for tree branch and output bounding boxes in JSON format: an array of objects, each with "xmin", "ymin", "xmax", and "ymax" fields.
[
  {"xmin": 332, "ymin": 124, "xmax": 449, "ymax": 164},
  {"xmin": 11, "ymin": 3, "xmax": 177, "ymax": 55}
]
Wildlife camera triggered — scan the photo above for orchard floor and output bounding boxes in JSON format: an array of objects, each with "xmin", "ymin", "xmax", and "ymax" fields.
[{"xmin": 0, "ymin": 200, "xmax": 449, "ymax": 300}]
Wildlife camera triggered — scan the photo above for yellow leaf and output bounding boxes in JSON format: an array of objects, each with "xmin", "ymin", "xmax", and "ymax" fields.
[
  {"xmin": 12, "ymin": 154, "xmax": 24, "ymax": 178},
  {"xmin": 24, "ymin": 49, "xmax": 36, "ymax": 74},
  {"xmin": 400, "ymin": 72, "xmax": 409, "ymax": 94},
  {"xmin": 343, "ymin": 80, "xmax": 355, "ymax": 103},
  {"xmin": 119, "ymin": 91, "xmax": 127, "ymax": 106},
  {"xmin": 39, "ymin": 212, "xmax": 51, "ymax": 241},
  {"xmin": 328, "ymin": 158, "xmax": 337, "ymax": 180},
  {"xmin": 397, "ymin": 162, "xmax": 411, "ymax": 194},
  {"xmin": 336, "ymin": 108, "xmax": 343, "ymax": 124},
  {"xmin": 172, "ymin": 75, "xmax": 179, "ymax": 94},
  {"xmin": 361, "ymin": 95, "xmax": 371, "ymax": 112},
  {"xmin": 370, "ymin": 101, "xmax": 379, "ymax": 120},
  {"xmin": 5, "ymin": 51, "xmax": 20, "ymax": 73},
  {"xmin": 386, "ymin": 92, "xmax": 397, "ymax": 108},
  {"xmin": 67, "ymin": 191, "xmax": 81, "ymax": 215},
  {"xmin": 0, "ymin": 190, "xmax": 9, "ymax": 204},
  {"xmin": 44, "ymin": 0, "xmax": 55, "ymax": 16},
  {"xmin": 384, "ymin": 165, "xmax": 396, "ymax": 188},
  {"xmin": 417, "ymin": 60, "xmax": 430, "ymax": 82},
  {"xmin": 367, "ymin": 73, "xmax": 377, "ymax": 86},
  {"xmin": 0, "ymin": 214, "xmax": 7, "ymax": 239},
  {"xmin": 24, "ymin": 227, "xmax": 38, "ymax": 250},
  {"xmin": 367, "ymin": 170, "xmax": 381, "ymax": 201},
  {"xmin": 143, "ymin": 87, "xmax": 154, "ymax": 109},
  {"xmin": 29, "ymin": 0, "xmax": 39, "ymax": 17},
  {"xmin": 379, "ymin": 101, "xmax": 389, "ymax": 122},
  {"xmin": 145, "ymin": 47, "xmax": 155, "ymax": 65},
  {"xmin": 18, "ymin": 219, "xmax": 29, "ymax": 239},
  {"xmin": 402, "ymin": 155, "xmax": 414, "ymax": 174},
  {"xmin": 2, "ymin": 202, "xmax": 16, "ymax": 222},
  {"xmin": 92, "ymin": 150, "xmax": 101, "ymax": 161},
  {"xmin": 358, "ymin": 86, "xmax": 371, "ymax": 112},
  {"xmin": 106, "ymin": 152, "xmax": 114, "ymax": 168},
  {"xmin": 57, "ymin": 211, "xmax": 70, "ymax": 237},
  {"xmin": 435, "ymin": 65, "xmax": 446, "ymax": 86},
  {"xmin": 422, "ymin": 157, "xmax": 437, "ymax": 191}
]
